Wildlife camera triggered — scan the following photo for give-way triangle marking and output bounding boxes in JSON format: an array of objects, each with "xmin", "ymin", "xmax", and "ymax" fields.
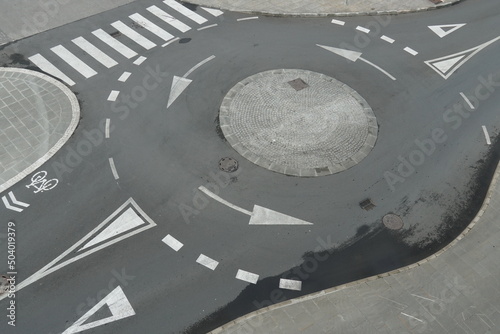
[
  {"xmin": 428, "ymin": 24, "xmax": 466, "ymax": 38},
  {"xmin": 63, "ymin": 286, "xmax": 135, "ymax": 334},
  {"xmin": 424, "ymin": 36, "xmax": 500, "ymax": 79},
  {"xmin": 0, "ymin": 198, "xmax": 156, "ymax": 301},
  {"xmin": 167, "ymin": 76, "xmax": 192, "ymax": 108}
]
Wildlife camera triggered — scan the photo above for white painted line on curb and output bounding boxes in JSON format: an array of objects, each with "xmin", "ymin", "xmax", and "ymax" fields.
[
  {"xmin": 201, "ymin": 7, "xmax": 223, "ymax": 17},
  {"xmin": 51, "ymin": 45, "xmax": 97, "ymax": 78},
  {"xmin": 197, "ymin": 24, "xmax": 218, "ymax": 31},
  {"xmin": 163, "ymin": 0, "xmax": 208, "ymax": 24},
  {"xmin": 118, "ymin": 72, "xmax": 131, "ymax": 82},
  {"xmin": 129, "ymin": 13, "xmax": 174, "ymax": 41},
  {"xmin": 236, "ymin": 269, "xmax": 259, "ymax": 284},
  {"xmin": 147, "ymin": 5, "xmax": 191, "ymax": 33},
  {"xmin": 92, "ymin": 29, "xmax": 138, "ymax": 59},
  {"xmin": 460, "ymin": 92, "xmax": 475, "ymax": 110},
  {"xmin": 404, "ymin": 47, "xmax": 418, "ymax": 56},
  {"xmin": 111, "ymin": 20, "xmax": 157, "ymax": 50},
  {"xmin": 183, "ymin": 55, "xmax": 215, "ymax": 78},
  {"xmin": 381, "ymin": 35, "xmax": 395, "ymax": 43},
  {"xmin": 109, "ymin": 158, "xmax": 119, "ymax": 180},
  {"xmin": 108, "ymin": 90, "xmax": 120, "ymax": 101},
  {"xmin": 356, "ymin": 26, "xmax": 370, "ymax": 33},
  {"xmin": 162, "ymin": 234, "xmax": 183, "ymax": 251},
  {"xmin": 196, "ymin": 254, "xmax": 219, "ymax": 270},
  {"xmin": 105, "ymin": 119, "xmax": 110, "ymax": 139},
  {"xmin": 331, "ymin": 19, "xmax": 345, "ymax": 26},
  {"xmin": 482, "ymin": 126, "xmax": 491, "ymax": 145},
  {"xmin": 279, "ymin": 279, "xmax": 302, "ymax": 291},
  {"xmin": 133, "ymin": 56, "xmax": 147, "ymax": 65},
  {"xmin": 237, "ymin": 17, "xmax": 258, "ymax": 21},
  {"xmin": 28, "ymin": 54, "xmax": 76, "ymax": 86},
  {"xmin": 72, "ymin": 37, "xmax": 118, "ymax": 68},
  {"xmin": 401, "ymin": 312, "xmax": 424, "ymax": 323},
  {"xmin": 162, "ymin": 37, "xmax": 180, "ymax": 47},
  {"xmin": 198, "ymin": 186, "xmax": 252, "ymax": 216}
]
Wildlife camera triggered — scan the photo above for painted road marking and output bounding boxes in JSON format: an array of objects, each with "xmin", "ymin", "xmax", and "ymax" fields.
[
  {"xmin": 201, "ymin": 7, "xmax": 223, "ymax": 17},
  {"xmin": 404, "ymin": 47, "xmax": 418, "ymax": 56},
  {"xmin": 183, "ymin": 55, "xmax": 215, "ymax": 77},
  {"xmin": 92, "ymin": 29, "xmax": 138, "ymax": 59},
  {"xmin": 162, "ymin": 37, "xmax": 180, "ymax": 47},
  {"xmin": 237, "ymin": 17, "xmax": 258, "ymax": 21},
  {"xmin": 147, "ymin": 5, "xmax": 191, "ymax": 33},
  {"xmin": 401, "ymin": 312, "xmax": 424, "ymax": 323},
  {"xmin": 356, "ymin": 26, "xmax": 370, "ymax": 33},
  {"xmin": 51, "ymin": 45, "xmax": 97, "ymax": 78},
  {"xmin": 129, "ymin": 13, "xmax": 174, "ymax": 42},
  {"xmin": 163, "ymin": 0, "xmax": 208, "ymax": 24},
  {"xmin": 72, "ymin": 37, "xmax": 118, "ymax": 68},
  {"xmin": 331, "ymin": 19, "xmax": 345, "ymax": 26},
  {"xmin": 428, "ymin": 23, "xmax": 466, "ymax": 38},
  {"xmin": 425, "ymin": 36, "xmax": 500, "ymax": 79},
  {"xmin": 279, "ymin": 279, "xmax": 302, "ymax": 291},
  {"xmin": 1, "ymin": 199, "xmax": 156, "ymax": 301},
  {"xmin": 236, "ymin": 269, "xmax": 259, "ymax": 284},
  {"xmin": 133, "ymin": 56, "xmax": 147, "ymax": 65},
  {"xmin": 63, "ymin": 286, "xmax": 135, "ymax": 334},
  {"xmin": 460, "ymin": 92, "xmax": 475, "ymax": 110},
  {"xmin": 108, "ymin": 90, "xmax": 120, "ymax": 101},
  {"xmin": 482, "ymin": 126, "xmax": 491, "ymax": 145},
  {"xmin": 197, "ymin": 24, "xmax": 218, "ymax": 31},
  {"xmin": 2, "ymin": 191, "xmax": 30, "ymax": 212},
  {"xmin": 28, "ymin": 54, "xmax": 75, "ymax": 86},
  {"xmin": 196, "ymin": 254, "xmax": 219, "ymax": 270},
  {"xmin": 411, "ymin": 294, "xmax": 437, "ymax": 303},
  {"xmin": 381, "ymin": 35, "xmax": 395, "ymax": 43},
  {"xmin": 118, "ymin": 72, "xmax": 131, "ymax": 82},
  {"xmin": 317, "ymin": 44, "xmax": 396, "ymax": 81},
  {"xmin": 167, "ymin": 76, "xmax": 192, "ymax": 108},
  {"xmin": 109, "ymin": 157, "xmax": 119, "ymax": 180},
  {"xmin": 105, "ymin": 119, "xmax": 110, "ymax": 138},
  {"xmin": 162, "ymin": 234, "xmax": 184, "ymax": 251},
  {"xmin": 111, "ymin": 21, "xmax": 157, "ymax": 50},
  {"xmin": 198, "ymin": 186, "xmax": 252, "ymax": 216}
]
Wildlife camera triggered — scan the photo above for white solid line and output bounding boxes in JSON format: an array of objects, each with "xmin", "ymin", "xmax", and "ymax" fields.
[
  {"xmin": 133, "ymin": 56, "xmax": 147, "ymax": 65},
  {"xmin": 72, "ymin": 37, "xmax": 118, "ymax": 68},
  {"xmin": 401, "ymin": 312, "xmax": 424, "ymax": 323},
  {"xmin": 105, "ymin": 119, "xmax": 110, "ymax": 139},
  {"xmin": 236, "ymin": 269, "xmax": 259, "ymax": 284},
  {"xmin": 28, "ymin": 54, "xmax": 76, "ymax": 86},
  {"xmin": 197, "ymin": 24, "xmax": 218, "ymax": 31},
  {"xmin": 8, "ymin": 191, "xmax": 29, "ymax": 207},
  {"xmin": 118, "ymin": 72, "xmax": 131, "ymax": 82},
  {"xmin": 108, "ymin": 90, "xmax": 120, "ymax": 102},
  {"xmin": 331, "ymin": 19, "xmax": 345, "ymax": 26},
  {"xmin": 460, "ymin": 92, "xmax": 475, "ymax": 110},
  {"xmin": 411, "ymin": 294, "xmax": 436, "ymax": 302},
  {"xmin": 109, "ymin": 157, "xmax": 119, "ymax": 180},
  {"xmin": 147, "ymin": 5, "xmax": 191, "ymax": 33},
  {"xmin": 162, "ymin": 234, "xmax": 183, "ymax": 251},
  {"xmin": 356, "ymin": 26, "xmax": 370, "ymax": 33},
  {"xmin": 196, "ymin": 254, "xmax": 219, "ymax": 270},
  {"xmin": 198, "ymin": 186, "xmax": 252, "ymax": 216},
  {"xmin": 163, "ymin": 0, "xmax": 208, "ymax": 24},
  {"xmin": 201, "ymin": 7, "xmax": 223, "ymax": 17},
  {"xmin": 279, "ymin": 279, "xmax": 302, "ymax": 291},
  {"xmin": 51, "ymin": 45, "xmax": 97, "ymax": 78},
  {"xmin": 482, "ymin": 126, "xmax": 491, "ymax": 145},
  {"xmin": 237, "ymin": 16, "xmax": 258, "ymax": 21},
  {"xmin": 111, "ymin": 21, "xmax": 157, "ymax": 50},
  {"xmin": 381, "ymin": 35, "xmax": 395, "ymax": 43},
  {"xmin": 92, "ymin": 29, "xmax": 138, "ymax": 59},
  {"xmin": 129, "ymin": 13, "xmax": 174, "ymax": 41},
  {"xmin": 162, "ymin": 37, "xmax": 180, "ymax": 47},
  {"xmin": 183, "ymin": 55, "xmax": 215, "ymax": 77},
  {"xmin": 2, "ymin": 196, "xmax": 22, "ymax": 212},
  {"xmin": 359, "ymin": 57, "xmax": 396, "ymax": 80},
  {"xmin": 404, "ymin": 47, "xmax": 418, "ymax": 56}
]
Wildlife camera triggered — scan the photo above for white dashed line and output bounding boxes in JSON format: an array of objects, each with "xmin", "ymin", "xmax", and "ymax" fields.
[
  {"xmin": 404, "ymin": 47, "xmax": 418, "ymax": 56},
  {"xmin": 279, "ymin": 279, "xmax": 302, "ymax": 291},
  {"xmin": 331, "ymin": 19, "xmax": 345, "ymax": 26},
  {"xmin": 118, "ymin": 72, "xmax": 131, "ymax": 82},
  {"xmin": 197, "ymin": 24, "xmax": 218, "ymax": 31},
  {"xmin": 380, "ymin": 35, "xmax": 395, "ymax": 43},
  {"xmin": 109, "ymin": 158, "xmax": 119, "ymax": 180},
  {"xmin": 183, "ymin": 55, "xmax": 215, "ymax": 78},
  {"xmin": 105, "ymin": 119, "xmax": 110, "ymax": 139},
  {"xmin": 482, "ymin": 126, "xmax": 491, "ymax": 145},
  {"xmin": 162, "ymin": 234, "xmax": 184, "ymax": 251},
  {"xmin": 236, "ymin": 269, "xmax": 259, "ymax": 284},
  {"xmin": 133, "ymin": 56, "xmax": 147, "ymax": 65},
  {"xmin": 460, "ymin": 92, "xmax": 475, "ymax": 110},
  {"xmin": 162, "ymin": 37, "xmax": 180, "ymax": 47},
  {"xmin": 107, "ymin": 90, "xmax": 120, "ymax": 101},
  {"xmin": 237, "ymin": 17, "xmax": 258, "ymax": 21},
  {"xmin": 196, "ymin": 254, "xmax": 219, "ymax": 270},
  {"xmin": 356, "ymin": 26, "xmax": 370, "ymax": 33}
]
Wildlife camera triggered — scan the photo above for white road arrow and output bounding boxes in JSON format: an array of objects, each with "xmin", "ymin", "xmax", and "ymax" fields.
[
  {"xmin": 2, "ymin": 191, "xmax": 30, "ymax": 212},
  {"xmin": 167, "ymin": 76, "xmax": 192, "ymax": 108},
  {"xmin": 317, "ymin": 44, "xmax": 396, "ymax": 81},
  {"xmin": 428, "ymin": 24, "xmax": 466, "ymax": 38}
]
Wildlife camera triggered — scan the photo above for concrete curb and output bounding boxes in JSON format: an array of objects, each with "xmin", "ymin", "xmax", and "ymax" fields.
[
  {"xmin": 209, "ymin": 159, "xmax": 500, "ymax": 333},
  {"xmin": 187, "ymin": 0, "xmax": 465, "ymax": 18},
  {"xmin": 0, "ymin": 68, "xmax": 80, "ymax": 193}
]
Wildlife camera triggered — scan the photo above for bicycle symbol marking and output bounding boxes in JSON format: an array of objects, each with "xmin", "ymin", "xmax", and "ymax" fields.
[{"xmin": 26, "ymin": 171, "xmax": 58, "ymax": 193}]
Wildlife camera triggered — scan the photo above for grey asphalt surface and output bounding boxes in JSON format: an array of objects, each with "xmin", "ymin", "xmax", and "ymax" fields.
[{"xmin": 0, "ymin": 0, "xmax": 499, "ymax": 333}]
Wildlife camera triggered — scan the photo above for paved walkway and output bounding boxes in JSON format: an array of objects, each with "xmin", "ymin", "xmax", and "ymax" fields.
[
  {"xmin": 0, "ymin": 68, "xmax": 79, "ymax": 192},
  {"xmin": 186, "ymin": 0, "xmax": 462, "ymax": 16}
]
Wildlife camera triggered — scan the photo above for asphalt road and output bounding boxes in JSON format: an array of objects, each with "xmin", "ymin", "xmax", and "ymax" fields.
[{"xmin": 0, "ymin": 0, "xmax": 499, "ymax": 333}]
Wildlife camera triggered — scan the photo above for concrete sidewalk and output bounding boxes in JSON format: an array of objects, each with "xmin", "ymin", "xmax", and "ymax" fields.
[{"xmin": 186, "ymin": 0, "xmax": 462, "ymax": 16}]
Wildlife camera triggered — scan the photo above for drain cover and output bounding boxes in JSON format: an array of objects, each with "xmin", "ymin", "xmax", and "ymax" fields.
[
  {"xmin": 219, "ymin": 157, "xmax": 238, "ymax": 173},
  {"xmin": 359, "ymin": 198, "xmax": 375, "ymax": 210},
  {"xmin": 383, "ymin": 214, "xmax": 404, "ymax": 230},
  {"xmin": 288, "ymin": 78, "xmax": 309, "ymax": 91}
]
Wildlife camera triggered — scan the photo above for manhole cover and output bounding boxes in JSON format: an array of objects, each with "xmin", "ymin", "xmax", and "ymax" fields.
[
  {"xmin": 219, "ymin": 157, "xmax": 238, "ymax": 173},
  {"xmin": 383, "ymin": 214, "xmax": 404, "ymax": 230},
  {"xmin": 288, "ymin": 78, "xmax": 309, "ymax": 91}
]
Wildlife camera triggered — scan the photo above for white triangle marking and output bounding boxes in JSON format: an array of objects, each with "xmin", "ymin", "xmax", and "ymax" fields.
[
  {"xmin": 63, "ymin": 286, "xmax": 135, "ymax": 334},
  {"xmin": 428, "ymin": 24, "xmax": 466, "ymax": 38},
  {"xmin": 249, "ymin": 205, "xmax": 313, "ymax": 225},
  {"xmin": 167, "ymin": 76, "xmax": 192, "ymax": 108},
  {"xmin": 432, "ymin": 55, "xmax": 466, "ymax": 74},
  {"xmin": 317, "ymin": 44, "xmax": 362, "ymax": 62}
]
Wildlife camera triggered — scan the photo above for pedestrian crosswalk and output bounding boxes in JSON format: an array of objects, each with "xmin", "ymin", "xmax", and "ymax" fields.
[{"xmin": 28, "ymin": 0, "xmax": 223, "ymax": 86}]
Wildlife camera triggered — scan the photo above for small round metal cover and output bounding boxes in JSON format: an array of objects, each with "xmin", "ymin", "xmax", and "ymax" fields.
[
  {"xmin": 383, "ymin": 214, "xmax": 404, "ymax": 230},
  {"xmin": 219, "ymin": 157, "xmax": 239, "ymax": 173}
]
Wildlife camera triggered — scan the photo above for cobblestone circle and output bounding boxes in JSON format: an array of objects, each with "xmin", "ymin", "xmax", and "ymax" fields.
[{"xmin": 219, "ymin": 69, "xmax": 378, "ymax": 176}]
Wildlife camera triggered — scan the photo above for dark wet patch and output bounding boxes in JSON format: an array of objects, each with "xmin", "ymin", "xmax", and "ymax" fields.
[
  {"xmin": 179, "ymin": 38, "xmax": 192, "ymax": 44},
  {"xmin": 214, "ymin": 115, "xmax": 226, "ymax": 141},
  {"xmin": 355, "ymin": 224, "xmax": 370, "ymax": 237},
  {"xmin": 182, "ymin": 2, "xmax": 198, "ymax": 11},
  {"xmin": 131, "ymin": 22, "xmax": 143, "ymax": 30},
  {"xmin": 9, "ymin": 53, "xmax": 30, "ymax": 66}
]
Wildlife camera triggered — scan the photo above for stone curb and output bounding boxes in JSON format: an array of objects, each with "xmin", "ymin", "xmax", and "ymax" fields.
[
  {"xmin": 187, "ymin": 0, "xmax": 465, "ymax": 18},
  {"xmin": 209, "ymin": 159, "xmax": 500, "ymax": 333},
  {"xmin": 0, "ymin": 68, "xmax": 80, "ymax": 193}
]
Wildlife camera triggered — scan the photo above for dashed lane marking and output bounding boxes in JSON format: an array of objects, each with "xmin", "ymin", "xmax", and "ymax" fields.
[
  {"xmin": 162, "ymin": 37, "xmax": 180, "ymax": 47},
  {"xmin": 162, "ymin": 234, "xmax": 184, "ymax": 251},
  {"xmin": 197, "ymin": 24, "xmax": 218, "ymax": 31},
  {"xmin": 404, "ymin": 47, "xmax": 418, "ymax": 56},
  {"xmin": 196, "ymin": 254, "xmax": 219, "ymax": 270},
  {"xmin": 133, "ymin": 56, "xmax": 147, "ymax": 65},
  {"xmin": 482, "ymin": 126, "xmax": 491, "ymax": 145},
  {"xmin": 331, "ymin": 19, "xmax": 345, "ymax": 26},
  {"xmin": 381, "ymin": 35, "xmax": 395, "ymax": 43},
  {"xmin": 109, "ymin": 157, "xmax": 119, "ymax": 180},
  {"xmin": 356, "ymin": 26, "xmax": 370, "ymax": 33},
  {"xmin": 118, "ymin": 72, "xmax": 131, "ymax": 82},
  {"xmin": 105, "ymin": 119, "xmax": 110, "ymax": 139},
  {"xmin": 51, "ymin": 45, "xmax": 97, "ymax": 78},
  {"xmin": 236, "ymin": 269, "xmax": 259, "ymax": 284},
  {"xmin": 279, "ymin": 279, "xmax": 302, "ymax": 291},
  {"xmin": 460, "ymin": 92, "xmax": 475, "ymax": 110},
  {"xmin": 111, "ymin": 20, "xmax": 157, "ymax": 50},
  {"xmin": 237, "ymin": 17, "xmax": 259, "ymax": 21},
  {"xmin": 72, "ymin": 37, "xmax": 118, "ymax": 68},
  {"xmin": 92, "ymin": 29, "xmax": 138, "ymax": 59},
  {"xmin": 107, "ymin": 90, "xmax": 120, "ymax": 102}
]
